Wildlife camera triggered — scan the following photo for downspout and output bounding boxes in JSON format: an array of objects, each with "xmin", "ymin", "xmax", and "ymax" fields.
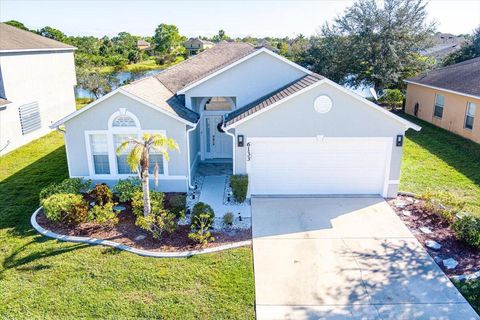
[
  {"xmin": 221, "ymin": 118, "xmax": 236, "ymax": 175},
  {"xmin": 186, "ymin": 121, "xmax": 199, "ymax": 189}
]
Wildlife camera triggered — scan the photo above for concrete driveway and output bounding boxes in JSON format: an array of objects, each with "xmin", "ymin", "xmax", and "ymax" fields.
[{"xmin": 252, "ymin": 196, "xmax": 479, "ymax": 320}]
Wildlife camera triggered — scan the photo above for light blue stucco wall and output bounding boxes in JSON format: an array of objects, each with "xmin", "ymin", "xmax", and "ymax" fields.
[
  {"xmin": 64, "ymin": 92, "xmax": 189, "ymax": 192},
  {"xmin": 231, "ymin": 82, "xmax": 408, "ymax": 197},
  {"xmin": 184, "ymin": 51, "xmax": 307, "ymax": 109}
]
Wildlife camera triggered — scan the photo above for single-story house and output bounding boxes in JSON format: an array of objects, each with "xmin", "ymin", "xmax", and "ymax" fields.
[
  {"xmin": 0, "ymin": 23, "xmax": 77, "ymax": 155},
  {"xmin": 52, "ymin": 42, "xmax": 420, "ymax": 198},
  {"xmin": 405, "ymin": 58, "xmax": 479, "ymax": 143}
]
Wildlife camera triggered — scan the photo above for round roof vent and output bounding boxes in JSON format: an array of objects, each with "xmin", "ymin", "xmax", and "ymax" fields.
[{"xmin": 314, "ymin": 95, "xmax": 333, "ymax": 114}]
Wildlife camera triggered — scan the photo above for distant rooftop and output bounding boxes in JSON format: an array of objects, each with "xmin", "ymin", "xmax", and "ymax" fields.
[
  {"xmin": 0, "ymin": 23, "xmax": 75, "ymax": 52},
  {"xmin": 406, "ymin": 57, "xmax": 480, "ymax": 97}
]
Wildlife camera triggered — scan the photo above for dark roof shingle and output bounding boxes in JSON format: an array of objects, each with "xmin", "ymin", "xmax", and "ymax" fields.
[
  {"xmin": 155, "ymin": 41, "xmax": 256, "ymax": 92},
  {"xmin": 406, "ymin": 58, "xmax": 480, "ymax": 97},
  {"xmin": 0, "ymin": 23, "xmax": 75, "ymax": 52},
  {"xmin": 225, "ymin": 73, "xmax": 324, "ymax": 126}
]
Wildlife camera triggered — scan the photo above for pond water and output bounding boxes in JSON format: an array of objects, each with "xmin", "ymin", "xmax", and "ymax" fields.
[{"xmin": 75, "ymin": 69, "xmax": 163, "ymax": 99}]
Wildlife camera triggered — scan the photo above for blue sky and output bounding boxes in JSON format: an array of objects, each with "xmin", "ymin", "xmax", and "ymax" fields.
[{"xmin": 1, "ymin": 0, "xmax": 479, "ymax": 38}]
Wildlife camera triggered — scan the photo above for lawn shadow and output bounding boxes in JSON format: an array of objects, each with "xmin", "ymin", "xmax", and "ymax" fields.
[
  {"xmin": 399, "ymin": 113, "xmax": 480, "ymax": 187},
  {"xmin": 0, "ymin": 146, "xmax": 68, "ymax": 237}
]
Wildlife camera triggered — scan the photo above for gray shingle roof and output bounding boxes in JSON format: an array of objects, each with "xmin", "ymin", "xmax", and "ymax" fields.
[
  {"xmin": 155, "ymin": 41, "xmax": 256, "ymax": 92},
  {"xmin": 406, "ymin": 58, "xmax": 480, "ymax": 97},
  {"xmin": 225, "ymin": 73, "xmax": 324, "ymax": 126},
  {"xmin": 122, "ymin": 77, "xmax": 199, "ymax": 123},
  {"xmin": 0, "ymin": 23, "xmax": 75, "ymax": 52}
]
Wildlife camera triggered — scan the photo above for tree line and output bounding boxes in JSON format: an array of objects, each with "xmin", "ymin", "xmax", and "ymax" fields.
[{"xmin": 5, "ymin": 0, "xmax": 479, "ymax": 98}]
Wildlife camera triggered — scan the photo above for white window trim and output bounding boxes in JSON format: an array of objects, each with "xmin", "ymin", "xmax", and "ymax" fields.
[
  {"xmin": 464, "ymin": 102, "xmax": 476, "ymax": 130},
  {"xmin": 433, "ymin": 93, "xmax": 445, "ymax": 119},
  {"xmin": 84, "ymin": 110, "xmax": 172, "ymax": 180}
]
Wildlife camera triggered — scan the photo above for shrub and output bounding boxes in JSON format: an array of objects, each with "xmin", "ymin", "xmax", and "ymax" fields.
[
  {"xmin": 189, "ymin": 213, "xmax": 215, "ymax": 246},
  {"xmin": 453, "ymin": 216, "xmax": 480, "ymax": 248},
  {"xmin": 223, "ymin": 212, "xmax": 234, "ymax": 226},
  {"xmin": 378, "ymin": 89, "xmax": 404, "ymax": 108},
  {"xmin": 88, "ymin": 202, "xmax": 119, "ymax": 226},
  {"xmin": 42, "ymin": 193, "xmax": 86, "ymax": 223},
  {"xmin": 131, "ymin": 190, "xmax": 164, "ymax": 217},
  {"xmin": 64, "ymin": 202, "xmax": 89, "ymax": 225},
  {"xmin": 230, "ymin": 175, "xmax": 248, "ymax": 203},
  {"xmin": 420, "ymin": 190, "xmax": 466, "ymax": 224},
  {"xmin": 89, "ymin": 183, "xmax": 113, "ymax": 206},
  {"xmin": 136, "ymin": 208, "xmax": 177, "ymax": 239},
  {"xmin": 39, "ymin": 178, "xmax": 90, "ymax": 202},
  {"xmin": 166, "ymin": 194, "xmax": 186, "ymax": 219},
  {"xmin": 191, "ymin": 202, "xmax": 215, "ymax": 227},
  {"xmin": 113, "ymin": 178, "xmax": 141, "ymax": 202}
]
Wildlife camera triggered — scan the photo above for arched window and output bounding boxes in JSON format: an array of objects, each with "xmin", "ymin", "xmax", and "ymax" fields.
[
  {"xmin": 112, "ymin": 115, "xmax": 137, "ymax": 127},
  {"xmin": 204, "ymin": 97, "xmax": 235, "ymax": 111}
]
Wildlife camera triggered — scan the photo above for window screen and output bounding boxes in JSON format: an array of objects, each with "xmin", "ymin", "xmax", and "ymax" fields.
[{"xmin": 90, "ymin": 134, "xmax": 110, "ymax": 174}]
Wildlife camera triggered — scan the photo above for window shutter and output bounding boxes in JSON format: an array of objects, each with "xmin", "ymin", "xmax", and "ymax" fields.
[{"xmin": 19, "ymin": 102, "xmax": 41, "ymax": 135}]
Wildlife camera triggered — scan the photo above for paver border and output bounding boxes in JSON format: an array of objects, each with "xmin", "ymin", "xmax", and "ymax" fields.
[{"xmin": 31, "ymin": 207, "xmax": 252, "ymax": 258}]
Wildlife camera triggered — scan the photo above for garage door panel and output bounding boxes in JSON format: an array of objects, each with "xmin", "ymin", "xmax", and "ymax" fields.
[{"xmin": 248, "ymin": 138, "xmax": 391, "ymax": 196}]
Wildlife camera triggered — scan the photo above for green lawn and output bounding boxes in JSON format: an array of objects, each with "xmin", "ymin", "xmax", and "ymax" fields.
[
  {"xmin": 0, "ymin": 132, "xmax": 255, "ymax": 319},
  {"xmin": 1, "ymin": 113, "xmax": 478, "ymax": 318},
  {"xmin": 399, "ymin": 114, "xmax": 480, "ymax": 314},
  {"xmin": 400, "ymin": 114, "xmax": 480, "ymax": 216}
]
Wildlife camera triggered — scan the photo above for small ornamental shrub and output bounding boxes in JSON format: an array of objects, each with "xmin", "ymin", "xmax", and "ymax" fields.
[
  {"xmin": 166, "ymin": 194, "xmax": 186, "ymax": 219},
  {"xmin": 230, "ymin": 175, "xmax": 248, "ymax": 203},
  {"xmin": 113, "ymin": 177, "xmax": 141, "ymax": 202},
  {"xmin": 39, "ymin": 178, "xmax": 90, "ymax": 202},
  {"xmin": 191, "ymin": 202, "xmax": 215, "ymax": 227},
  {"xmin": 189, "ymin": 213, "xmax": 215, "ymax": 246},
  {"xmin": 89, "ymin": 183, "xmax": 113, "ymax": 206},
  {"xmin": 88, "ymin": 202, "xmax": 119, "ymax": 226},
  {"xmin": 378, "ymin": 89, "xmax": 404, "ymax": 109},
  {"xmin": 64, "ymin": 202, "xmax": 89, "ymax": 225},
  {"xmin": 42, "ymin": 193, "xmax": 86, "ymax": 222},
  {"xmin": 452, "ymin": 216, "xmax": 480, "ymax": 248},
  {"xmin": 420, "ymin": 190, "xmax": 466, "ymax": 224},
  {"xmin": 132, "ymin": 190, "xmax": 165, "ymax": 217},
  {"xmin": 223, "ymin": 212, "xmax": 234, "ymax": 226},
  {"xmin": 136, "ymin": 208, "xmax": 177, "ymax": 239}
]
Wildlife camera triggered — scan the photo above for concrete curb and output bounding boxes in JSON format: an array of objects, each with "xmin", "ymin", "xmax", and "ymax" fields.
[{"xmin": 31, "ymin": 207, "xmax": 252, "ymax": 258}]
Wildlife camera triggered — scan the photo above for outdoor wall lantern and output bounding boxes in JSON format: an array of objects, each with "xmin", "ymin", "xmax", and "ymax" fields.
[
  {"xmin": 396, "ymin": 135, "xmax": 404, "ymax": 147},
  {"xmin": 237, "ymin": 135, "xmax": 244, "ymax": 147}
]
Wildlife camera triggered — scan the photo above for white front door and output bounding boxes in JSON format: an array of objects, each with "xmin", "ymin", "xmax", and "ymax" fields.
[{"xmin": 204, "ymin": 115, "xmax": 233, "ymax": 159}]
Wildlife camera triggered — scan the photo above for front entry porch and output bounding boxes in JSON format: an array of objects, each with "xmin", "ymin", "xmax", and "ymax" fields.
[{"xmin": 185, "ymin": 160, "xmax": 250, "ymax": 230}]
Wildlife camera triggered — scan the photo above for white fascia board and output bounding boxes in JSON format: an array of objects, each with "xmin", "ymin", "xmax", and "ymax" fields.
[
  {"xmin": 50, "ymin": 89, "xmax": 195, "ymax": 129},
  {"xmin": 404, "ymin": 80, "xmax": 480, "ymax": 100},
  {"xmin": 0, "ymin": 47, "xmax": 76, "ymax": 54},
  {"xmin": 225, "ymin": 79, "xmax": 421, "ymax": 132},
  {"xmin": 176, "ymin": 47, "xmax": 312, "ymax": 94}
]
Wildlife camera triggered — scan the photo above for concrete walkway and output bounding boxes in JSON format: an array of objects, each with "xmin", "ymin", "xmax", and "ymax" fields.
[{"xmin": 251, "ymin": 196, "xmax": 479, "ymax": 320}]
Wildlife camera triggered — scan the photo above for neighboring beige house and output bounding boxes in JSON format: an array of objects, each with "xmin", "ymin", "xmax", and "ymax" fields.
[
  {"xmin": 422, "ymin": 32, "xmax": 466, "ymax": 64},
  {"xmin": 405, "ymin": 58, "xmax": 480, "ymax": 143},
  {"xmin": 183, "ymin": 38, "xmax": 214, "ymax": 56},
  {"xmin": 137, "ymin": 39, "xmax": 150, "ymax": 51},
  {"xmin": 0, "ymin": 23, "xmax": 77, "ymax": 155}
]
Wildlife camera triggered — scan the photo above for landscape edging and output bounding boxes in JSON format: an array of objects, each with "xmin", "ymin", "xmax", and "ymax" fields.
[{"xmin": 31, "ymin": 207, "xmax": 252, "ymax": 258}]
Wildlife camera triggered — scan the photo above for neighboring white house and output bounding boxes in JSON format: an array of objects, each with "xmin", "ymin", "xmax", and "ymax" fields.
[
  {"xmin": 0, "ymin": 23, "xmax": 77, "ymax": 155},
  {"xmin": 52, "ymin": 42, "xmax": 420, "ymax": 198}
]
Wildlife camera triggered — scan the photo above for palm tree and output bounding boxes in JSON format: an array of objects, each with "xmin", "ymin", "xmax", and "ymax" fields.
[{"xmin": 116, "ymin": 133, "xmax": 178, "ymax": 216}]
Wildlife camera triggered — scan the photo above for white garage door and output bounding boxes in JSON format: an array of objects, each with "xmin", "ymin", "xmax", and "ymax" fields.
[{"xmin": 247, "ymin": 138, "xmax": 392, "ymax": 196}]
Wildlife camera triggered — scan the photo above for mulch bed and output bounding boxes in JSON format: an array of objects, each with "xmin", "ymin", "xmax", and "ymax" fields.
[
  {"xmin": 36, "ymin": 193, "xmax": 251, "ymax": 252},
  {"xmin": 388, "ymin": 195, "xmax": 480, "ymax": 276}
]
